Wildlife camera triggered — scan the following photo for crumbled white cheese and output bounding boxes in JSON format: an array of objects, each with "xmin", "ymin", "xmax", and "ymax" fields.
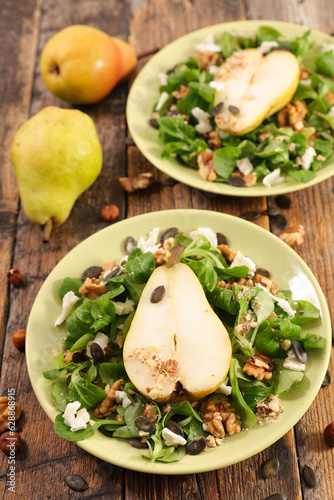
[
  {"xmin": 329, "ymin": 106, "xmax": 334, "ymax": 121},
  {"xmin": 229, "ymin": 251, "xmax": 256, "ymax": 277},
  {"xmin": 55, "ymin": 291, "xmax": 80, "ymax": 326},
  {"xmin": 300, "ymin": 78, "xmax": 311, "ymax": 86},
  {"xmin": 157, "ymin": 72, "xmax": 168, "ymax": 85},
  {"xmin": 236, "ymin": 157, "xmax": 253, "ymax": 176},
  {"xmin": 113, "ymin": 298, "xmax": 135, "ymax": 316},
  {"xmin": 257, "ymin": 284, "xmax": 296, "ymax": 317},
  {"xmin": 257, "ymin": 40, "xmax": 279, "ymax": 54},
  {"xmin": 321, "ymin": 43, "xmax": 334, "ymax": 55},
  {"xmin": 209, "ymin": 80, "xmax": 225, "ymax": 92},
  {"xmin": 281, "ymin": 339, "xmax": 292, "ymax": 351},
  {"xmin": 283, "ymin": 349, "xmax": 305, "ymax": 371},
  {"xmin": 209, "ymin": 64, "xmax": 219, "ymax": 75},
  {"xmin": 300, "ymin": 146, "xmax": 316, "ymax": 170},
  {"xmin": 162, "ymin": 427, "xmax": 187, "ymax": 447},
  {"xmin": 86, "ymin": 332, "xmax": 109, "ymax": 358},
  {"xmin": 263, "ymin": 168, "xmax": 284, "ymax": 188},
  {"xmin": 216, "ymin": 377, "xmax": 232, "ymax": 396},
  {"xmin": 63, "ymin": 401, "xmax": 90, "ymax": 432},
  {"xmin": 155, "ymin": 91, "xmax": 169, "ymax": 111},
  {"xmin": 191, "ymin": 107, "xmax": 212, "ymax": 134},
  {"xmin": 115, "ymin": 390, "xmax": 132, "ymax": 409},
  {"xmin": 189, "ymin": 227, "xmax": 217, "ymax": 247},
  {"xmin": 137, "ymin": 227, "xmax": 161, "ymax": 254},
  {"xmin": 194, "ymin": 33, "xmax": 221, "ymax": 53}
]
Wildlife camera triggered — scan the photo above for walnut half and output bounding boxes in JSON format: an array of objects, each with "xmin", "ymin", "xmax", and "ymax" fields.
[
  {"xmin": 93, "ymin": 379, "xmax": 123, "ymax": 418},
  {"xmin": 243, "ymin": 352, "xmax": 274, "ymax": 381},
  {"xmin": 278, "ymin": 224, "xmax": 305, "ymax": 246},
  {"xmin": 0, "ymin": 397, "xmax": 22, "ymax": 433},
  {"xmin": 200, "ymin": 400, "xmax": 241, "ymax": 438}
]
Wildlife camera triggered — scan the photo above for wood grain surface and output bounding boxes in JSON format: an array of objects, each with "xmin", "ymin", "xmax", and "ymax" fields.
[{"xmin": 0, "ymin": 0, "xmax": 333, "ymax": 499}]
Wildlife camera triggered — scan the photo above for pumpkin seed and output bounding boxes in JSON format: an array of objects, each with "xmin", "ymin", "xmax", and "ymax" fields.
[
  {"xmin": 134, "ymin": 416, "xmax": 155, "ymax": 434},
  {"xmin": 149, "ymin": 118, "xmax": 160, "ymax": 129},
  {"xmin": 322, "ymin": 368, "xmax": 333, "ymax": 387},
  {"xmin": 255, "ymin": 267, "xmax": 271, "ymax": 279},
  {"xmin": 72, "ymin": 352, "xmax": 86, "ymax": 363},
  {"xmin": 272, "ymin": 214, "xmax": 288, "ymax": 230},
  {"xmin": 162, "ymin": 177, "xmax": 178, "ymax": 187},
  {"xmin": 228, "ymin": 177, "xmax": 246, "ymax": 187},
  {"xmin": 166, "ymin": 420, "xmax": 184, "ymax": 438},
  {"xmin": 303, "ymin": 464, "xmax": 317, "ymax": 488},
  {"xmin": 263, "ymin": 207, "xmax": 281, "ymax": 217},
  {"xmin": 99, "ymin": 426, "xmax": 114, "ymax": 437},
  {"xmin": 264, "ymin": 495, "xmax": 287, "ymax": 500},
  {"xmin": 216, "ymin": 232, "xmax": 228, "ymax": 246},
  {"xmin": 160, "ymin": 227, "xmax": 179, "ymax": 242},
  {"xmin": 186, "ymin": 437, "xmax": 207, "ymax": 455},
  {"xmin": 81, "ymin": 266, "xmax": 102, "ymax": 281},
  {"xmin": 129, "ymin": 438, "xmax": 149, "ymax": 449},
  {"xmin": 275, "ymin": 194, "xmax": 291, "ymax": 209},
  {"xmin": 90, "ymin": 342, "xmax": 104, "ymax": 362},
  {"xmin": 261, "ymin": 456, "xmax": 279, "ymax": 478},
  {"xmin": 166, "ymin": 243, "xmax": 184, "ymax": 268},
  {"xmin": 166, "ymin": 64, "xmax": 177, "ymax": 75},
  {"xmin": 228, "ymin": 105, "xmax": 240, "ymax": 115},
  {"xmin": 175, "ymin": 381, "xmax": 184, "ymax": 397},
  {"xmin": 103, "ymin": 266, "xmax": 122, "ymax": 281},
  {"xmin": 124, "ymin": 236, "xmax": 137, "ymax": 254},
  {"xmin": 67, "ymin": 375, "xmax": 71, "ymax": 386},
  {"xmin": 65, "ymin": 474, "xmax": 88, "ymax": 492},
  {"xmin": 240, "ymin": 211, "xmax": 261, "ymax": 221},
  {"xmin": 211, "ymin": 102, "xmax": 224, "ymax": 116},
  {"xmin": 292, "ymin": 340, "xmax": 308, "ymax": 364},
  {"xmin": 150, "ymin": 285, "xmax": 166, "ymax": 304},
  {"xmin": 97, "ymin": 460, "xmax": 114, "ymax": 479}
]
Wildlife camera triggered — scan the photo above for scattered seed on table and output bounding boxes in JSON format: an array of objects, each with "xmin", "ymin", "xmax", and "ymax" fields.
[
  {"xmin": 97, "ymin": 460, "xmax": 114, "ymax": 479},
  {"xmin": 303, "ymin": 464, "xmax": 317, "ymax": 488},
  {"xmin": 162, "ymin": 177, "xmax": 178, "ymax": 187},
  {"xmin": 264, "ymin": 495, "xmax": 287, "ymax": 500},
  {"xmin": 228, "ymin": 177, "xmax": 246, "ymax": 187},
  {"xmin": 272, "ymin": 214, "xmax": 288, "ymax": 230},
  {"xmin": 261, "ymin": 457, "xmax": 279, "ymax": 478},
  {"xmin": 240, "ymin": 211, "xmax": 261, "ymax": 221},
  {"xmin": 275, "ymin": 194, "xmax": 292, "ymax": 209},
  {"xmin": 150, "ymin": 285, "xmax": 166, "ymax": 304},
  {"xmin": 216, "ymin": 232, "xmax": 228, "ymax": 246},
  {"xmin": 322, "ymin": 368, "xmax": 333, "ymax": 387},
  {"xmin": 255, "ymin": 268, "xmax": 271, "ymax": 279},
  {"xmin": 263, "ymin": 207, "xmax": 281, "ymax": 217},
  {"xmin": 81, "ymin": 266, "xmax": 102, "ymax": 281},
  {"xmin": 292, "ymin": 340, "xmax": 308, "ymax": 364},
  {"xmin": 65, "ymin": 474, "xmax": 88, "ymax": 492}
]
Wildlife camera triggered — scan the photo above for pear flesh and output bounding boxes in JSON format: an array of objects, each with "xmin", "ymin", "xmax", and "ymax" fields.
[
  {"xmin": 123, "ymin": 263, "xmax": 232, "ymax": 402},
  {"xmin": 214, "ymin": 48, "xmax": 300, "ymax": 135},
  {"xmin": 11, "ymin": 106, "xmax": 102, "ymax": 232}
]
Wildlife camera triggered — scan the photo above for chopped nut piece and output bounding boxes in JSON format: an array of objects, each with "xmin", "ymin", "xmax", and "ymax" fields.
[
  {"xmin": 100, "ymin": 204, "xmax": 119, "ymax": 221},
  {"xmin": 197, "ymin": 150, "xmax": 217, "ymax": 181},
  {"xmin": 256, "ymin": 394, "xmax": 284, "ymax": 423},
  {"xmin": 64, "ymin": 351, "xmax": 73, "ymax": 364},
  {"xmin": 244, "ymin": 352, "xmax": 274, "ymax": 381},
  {"xmin": 230, "ymin": 170, "xmax": 257, "ymax": 187},
  {"xmin": 119, "ymin": 172, "xmax": 154, "ymax": 193},
  {"xmin": 253, "ymin": 274, "xmax": 272, "ymax": 290},
  {"xmin": 300, "ymin": 65, "xmax": 310, "ymax": 80},
  {"xmin": 316, "ymin": 154, "xmax": 326, "ymax": 161},
  {"xmin": 79, "ymin": 277, "xmax": 108, "ymax": 300},
  {"xmin": 154, "ymin": 247, "xmax": 170, "ymax": 266},
  {"xmin": 0, "ymin": 397, "xmax": 22, "ymax": 433},
  {"xmin": 278, "ymin": 224, "xmax": 305, "ymax": 246},
  {"xmin": 7, "ymin": 268, "xmax": 23, "ymax": 286},
  {"xmin": 93, "ymin": 379, "xmax": 123, "ymax": 418},
  {"xmin": 258, "ymin": 130, "xmax": 270, "ymax": 142},
  {"xmin": 172, "ymin": 85, "xmax": 190, "ymax": 99},
  {"xmin": 207, "ymin": 130, "xmax": 222, "ymax": 150},
  {"xmin": 277, "ymin": 100, "xmax": 308, "ymax": 131},
  {"xmin": 200, "ymin": 400, "xmax": 241, "ymax": 437},
  {"xmin": 115, "ymin": 332, "xmax": 124, "ymax": 348},
  {"xmin": 325, "ymin": 91, "xmax": 334, "ymax": 105},
  {"xmin": 194, "ymin": 51, "xmax": 221, "ymax": 70},
  {"xmin": 217, "ymin": 244, "xmax": 236, "ymax": 263}
]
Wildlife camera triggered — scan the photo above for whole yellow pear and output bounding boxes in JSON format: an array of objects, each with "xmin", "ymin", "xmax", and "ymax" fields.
[
  {"xmin": 11, "ymin": 106, "xmax": 103, "ymax": 235},
  {"xmin": 40, "ymin": 25, "xmax": 122, "ymax": 104}
]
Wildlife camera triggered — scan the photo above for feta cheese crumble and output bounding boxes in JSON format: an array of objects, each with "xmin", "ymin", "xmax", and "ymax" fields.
[
  {"xmin": 263, "ymin": 168, "xmax": 284, "ymax": 188},
  {"xmin": 257, "ymin": 40, "xmax": 279, "ymax": 54},
  {"xmin": 157, "ymin": 72, "xmax": 168, "ymax": 85},
  {"xmin": 115, "ymin": 390, "xmax": 132, "ymax": 409},
  {"xmin": 137, "ymin": 227, "xmax": 161, "ymax": 254},
  {"xmin": 190, "ymin": 227, "xmax": 217, "ymax": 247},
  {"xmin": 328, "ymin": 106, "xmax": 334, "ymax": 121},
  {"xmin": 283, "ymin": 349, "xmax": 305, "ymax": 371},
  {"xmin": 86, "ymin": 332, "xmax": 109, "ymax": 358},
  {"xmin": 155, "ymin": 91, "xmax": 169, "ymax": 111},
  {"xmin": 236, "ymin": 157, "xmax": 253, "ymax": 176},
  {"xmin": 191, "ymin": 107, "xmax": 212, "ymax": 134},
  {"xmin": 229, "ymin": 251, "xmax": 256, "ymax": 277},
  {"xmin": 113, "ymin": 298, "xmax": 135, "ymax": 316},
  {"xmin": 321, "ymin": 43, "xmax": 334, "ymax": 55},
  {"xmin": 162, "ymin": 427, "xmax": 187, "ymax": 447},
  {"xmin": 209, "ymin": 64, "xmax": 219, "ymax": 75},
  {"xmin": 216, "ymin": 377, "xmax": 232, "ymax": 396},
  {"xmin": 300, "ymin": 146, "xmax": 316, "ymax": 170},
  {"xmin": 55, "ymin": 291, "xmax": 80, "ymax": 326},
  {"xmin": 194, "ymin": 33, "xmax": 221, "ymax": 53},
  {"xmin": 63, "ymin": 401, "xmax": 90, "ymax": 432},
  {"xmin": 209, "ymin": 80, "xmax": 225, "ymax": 92},
  {"xmin": 257, "ymin": 284, "xmax": 296, "ymax": 317}
]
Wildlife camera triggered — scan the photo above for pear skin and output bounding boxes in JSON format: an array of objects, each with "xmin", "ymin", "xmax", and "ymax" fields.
[
  {"xmin": 123, "ymin": 263, "xmax": 232, "ymax": 403},
  {"xmin": 112, "ymin": 38, "xmax": 137, "ymax": 83},
  {"xmin": 11, "ymin": 106, "xmax": 102, "ymax": 233}
]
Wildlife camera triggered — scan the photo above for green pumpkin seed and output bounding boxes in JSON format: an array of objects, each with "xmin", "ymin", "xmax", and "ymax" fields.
[
  {"xmin": 322, "ymin": 368, "xmax": 333, "ymax": 387},
  {"xmin": 65, "ymin": 474, "xmax": 88, "ymax": 492},
  {"xmin": 303, "ymin": 464, "xmax": 317, "ymax": 488},
  {"xmin": 261, "ymin": 456, "xmax": 279, "ymax": 478}
]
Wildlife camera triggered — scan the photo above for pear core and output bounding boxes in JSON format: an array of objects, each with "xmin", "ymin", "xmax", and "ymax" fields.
[
  {"xmin": 214, "ymin": 48, "xmax": 300, "ymax": 135},
  {"xmin": 123, "ymin": 263, "xmax": 232, "ymax": 403}
]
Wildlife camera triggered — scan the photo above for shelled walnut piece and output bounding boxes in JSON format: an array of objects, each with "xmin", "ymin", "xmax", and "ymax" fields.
[
  {"xmin": 200, "ymin": 399, "xmax": 241, "ymax": 438},
  {"xmin": 79, "ymin": 278, "xmax": 108, "ymax": 300},
  {"xmin": 277, "ymin": 100, "xmax": 307, "ymax": 131},
  {"xmin": 278, "ymin": 224, "xmax": 305, "ymax": 246},
  {"xmin": 119, "ymin": 172, "xmax": 154, "ymax": 193},
  {"xmin": 0, "ymin": 397, "xmax": 22, "ymax": 433},
  {"xmin": 93, "ymin": 379, "xmax": 123, "ymax": 418},
  {"xmin": 244, "ymin": 352, "xmax": 274, "ymax": 381}
]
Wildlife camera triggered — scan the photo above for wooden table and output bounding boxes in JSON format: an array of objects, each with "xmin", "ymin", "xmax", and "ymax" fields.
[{"xmin": 1, "ymin": 0, "xmax": 333, "ymax": 498}]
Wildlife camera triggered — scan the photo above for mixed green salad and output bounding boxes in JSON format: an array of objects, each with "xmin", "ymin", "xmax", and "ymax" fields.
[
  {"xmin": 45, "ymin": 227, "xmax": 324, "ymax": 463},
  {"xmin": 150, "ymin": 26, "xmax": 334, "ymax": 187}
]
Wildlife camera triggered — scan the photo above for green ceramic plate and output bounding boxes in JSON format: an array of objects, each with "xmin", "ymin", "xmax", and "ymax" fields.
[
  {"xmin": 127, "ymin": 20, "xmax": 334, "ymax": 196},
  {"xmin": 26, "ymin": 210, "xmax": 331, "ymax": 474}
]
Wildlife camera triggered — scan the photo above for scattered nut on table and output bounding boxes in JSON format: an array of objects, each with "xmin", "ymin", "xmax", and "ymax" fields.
[
  {"xmin": 119, "ymin": 172, "xmax": 154, "ymax": 192},
  {"xmin": 278, "ymin": 224, "xmax": 305, "ymax": 246},
  {"xmin": 0, "ymin": 397, "xmax": 22, "ymax": 433},
  {"xmin": 324, "ymin": 422, "xmax": 334, "ymax": 446},
  {"xmin": 12, "ymin": 329, "xmax": 26, "ymax": 349},
  {"xmin": 0, "ymin": 431, "xmax": 22, "ymax": 455},
  {"xmin": 7, "ymin": 268, "xmax": 23, "ymax": 286},
  {"xmin": 100, "ymin": 204, "xmax": 119, "ymax": 221}
]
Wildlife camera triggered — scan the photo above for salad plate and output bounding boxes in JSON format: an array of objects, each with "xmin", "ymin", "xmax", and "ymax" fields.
[
  {"xmin": 26, "ymin": 209, "xmax": 331, "ymax": 474},
  {"xmin": 127, "ymin": 20, "xmax": 334, "ymax": 196}
]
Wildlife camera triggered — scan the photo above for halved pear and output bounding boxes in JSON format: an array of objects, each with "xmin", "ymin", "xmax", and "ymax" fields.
[
  {"xmin": 123, "ymin": 263, "xmax": 232, "ymax": 402},
  {"xmin": 214, "ymin": 48, "xmax": 300, "ymax": 135}
]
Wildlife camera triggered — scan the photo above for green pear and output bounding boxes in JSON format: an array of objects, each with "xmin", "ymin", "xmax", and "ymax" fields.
[
  {"xmin": 11, "ymin": 106, "xmax": 102, "ymax": 238},
  {"xmin": 214, "ymin": 48, "xmax": 300, "ymax": 135},
  {"xmin": 123, "ymin": 263, "xmax": 232, "ymax": 402}
]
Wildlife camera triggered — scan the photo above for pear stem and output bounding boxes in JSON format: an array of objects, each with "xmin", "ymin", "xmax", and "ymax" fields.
[{"xmin": 43, "ymin": 219, "xmax": 53, "ymax": 243}]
